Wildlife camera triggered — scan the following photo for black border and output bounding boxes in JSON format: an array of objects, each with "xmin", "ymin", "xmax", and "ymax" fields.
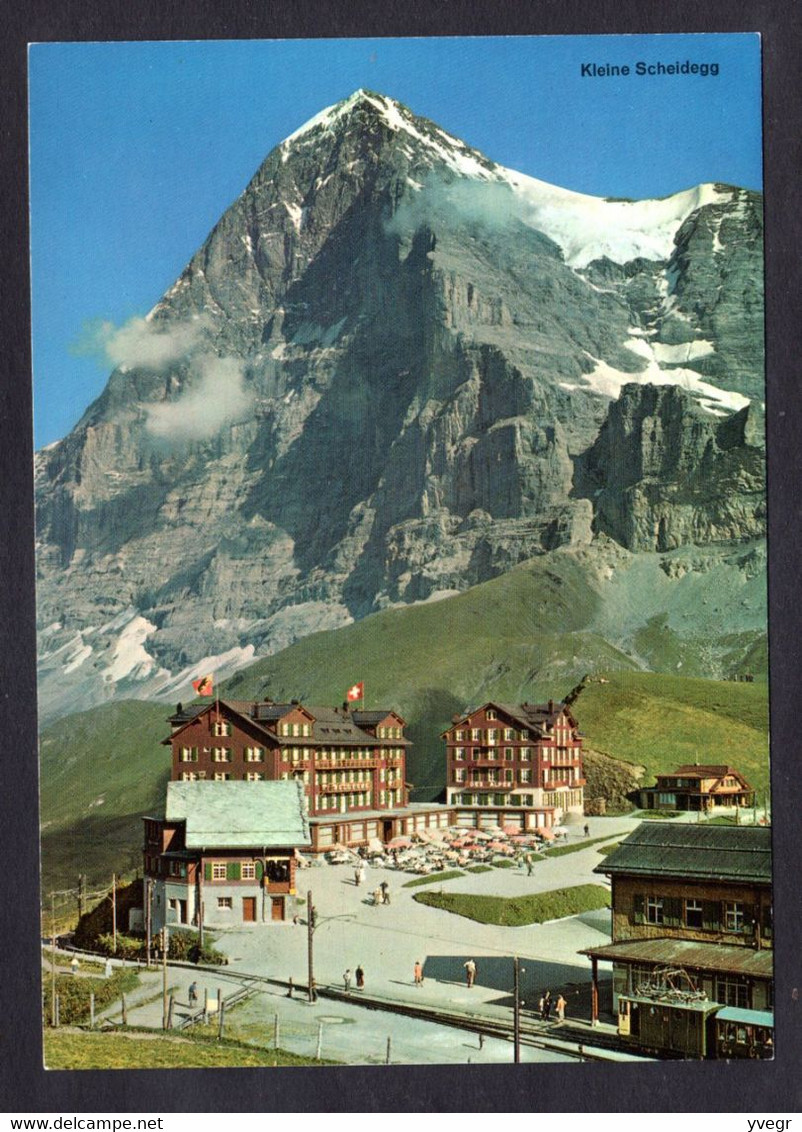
[{"xmin": 3, "ymin": 0, "xmax": 801, "ymax": 1114}]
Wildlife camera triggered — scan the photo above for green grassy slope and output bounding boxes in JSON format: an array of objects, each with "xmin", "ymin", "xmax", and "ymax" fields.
[
  {"xmin": 572, "ymin": 671, "xmax": 770, "ymax": 797},
  {"xmin": 40, "ymin": 701, "xmax": 171, "ymax": 893},
  {"xmin": 220, "ymin": 556, "xmax": 639, "ymax": 793}
]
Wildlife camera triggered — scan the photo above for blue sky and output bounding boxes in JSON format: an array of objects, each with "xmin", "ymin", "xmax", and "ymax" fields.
[{"xmin": 29, "ymin": 34, "xmax": 763, "ymax": 448}]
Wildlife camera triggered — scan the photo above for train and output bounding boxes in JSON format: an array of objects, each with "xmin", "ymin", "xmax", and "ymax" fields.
[{"xmin": 617, "ymin": 992, "xmax": 774, "ymax": 1059}]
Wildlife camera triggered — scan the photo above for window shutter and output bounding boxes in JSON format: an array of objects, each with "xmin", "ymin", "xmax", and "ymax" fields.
[
  {"xmin": 227, "ymin": 861, "xmax": 241, "ymax": 881},
  {"xmin": 632, "ymin": 894, "xmax": 644, "ymax": 924},
  {"xmin": 702, "ymin": 900, "xmax": 720, "ymax": 930},
  {"xmin": 663, "ymin": 897, "xmax": 682, "ymax": 927},
  {"xmin": 743, "ymin": 904, "xmax": 757, "ymax": 938},
  {"xmin": 255, "ymin": 860, "xmax": 264, "ymax": 881},
  {"xmin": 204, "ymin": 862, "xmax": 212, "ymax": 882}
]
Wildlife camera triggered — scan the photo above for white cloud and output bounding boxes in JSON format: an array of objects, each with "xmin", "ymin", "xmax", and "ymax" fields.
[
  {"xmin": 145, "ymin": 355, "xmax": 253, "ymax": 441},
  {"xmin": 77, "ymin": 314, "xmax": 210, "ymax": 371}
]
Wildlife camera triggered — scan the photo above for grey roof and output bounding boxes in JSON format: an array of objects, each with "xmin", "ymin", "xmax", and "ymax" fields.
[
  {"xmin": 445, "ymin": 700, "xmax": 577, "ymax": 737},
  {"xmin": 168, "ymin": 700, "xmax": 409, "ymax": 747},
  {"xmin": 580, "ymin": 937, "xmax": 774, "ymax": 980},
  {"xmin": 165, "ymin": 780, "xmax": 310, "ymax": 849},
  {"xmin": 594, "ymin": 822, "xmax": 772, "ymax": 884}
]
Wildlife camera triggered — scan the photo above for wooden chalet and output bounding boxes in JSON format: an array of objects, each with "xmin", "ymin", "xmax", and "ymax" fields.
[
  {"xmin": 581, "ymin": 823, "xmax": 773, "ymax": 1054},
  {"xmin": 443, "ymin": 700, "xmax": 585, "ymax": 830},
  {"xmin": 638, "ymin": 764, "xmax": 756, "ymax": 812},
  {"xmin": 143, "ymin": 780, "xmax": 310, "ymax": 928}
]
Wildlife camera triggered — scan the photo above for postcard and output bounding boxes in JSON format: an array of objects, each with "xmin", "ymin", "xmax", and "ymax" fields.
[{"xmin": 28, "ymin": 33, "xmax": 773, "ymax": 1079}]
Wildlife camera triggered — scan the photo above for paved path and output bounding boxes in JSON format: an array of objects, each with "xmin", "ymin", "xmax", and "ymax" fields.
[{"xmin": 97, "ymin": 816, "xmax": 646, "ymax": 1064}]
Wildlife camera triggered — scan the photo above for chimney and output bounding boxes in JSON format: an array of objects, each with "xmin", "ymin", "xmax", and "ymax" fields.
[
  {"xmin": 548, "ymin": 699, "xmax": 554, "ymax": 713},
  {"xmin": 342, "ymin": 701, "xmax": 349, "ymax": 713}
]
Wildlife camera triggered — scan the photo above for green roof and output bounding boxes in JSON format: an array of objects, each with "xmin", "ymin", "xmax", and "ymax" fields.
[
  {"xmin": 165, "ymin": 781, "xmax": 310, "ymax": 849},
  {"xmin": 594, "ymin": 822, "xmax": 771, "ymax": 884}
]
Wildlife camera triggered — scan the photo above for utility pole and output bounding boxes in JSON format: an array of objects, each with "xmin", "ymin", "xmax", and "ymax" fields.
[
  {"xmin": 307, "ymin": 889, "xmax": 315, "ymax": 1003},
  {"xmin": 50, "ymin": 893, "xmax": 57, "ymax": 1027},
  {"xmin": 112, "ymin": 873, "xmax": 117, "ymax": 953},
  {"xmin": 161, "ymin": 926, "xmax": 168, "ymax": 1029},
  {"xmin": 145, "ymin": 878, "xmax": 152, "ymax": 968},
  {"xmin": 513, "ymin": 955, "xmax": 521, "ymax": 1064}
]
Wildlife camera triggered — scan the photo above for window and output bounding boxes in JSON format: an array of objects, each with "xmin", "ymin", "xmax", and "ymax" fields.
[
  {"xmin": 455, "ymin": 730, "xmax": 465, "ymax": 741},
  {"xmin": 212, "ymin": 863, "xmax": 227, "ymax": 880},
  {"xmin": 685, "ymin": 899, "xmax": 703, "ymax": 928},
  {"xmin": 471, "ymin": 729, "xmax": 482, "ymax": 741},
  {"xmin": 725, "ymin": 902, "xmax": 744, "ymax": 933},
  {"xmin": 487, "ymin": 729, "xmax": 498, "ymax": 743},
  {"xmin": 213, "ymin": 720, "xmax": 231, "ymax": 737},
  {"xmin": 180, "ymin": 747, "xmax": 198, "ymax": 762},
  {"xmin": 716, "ymin": 977, "xmax": 749, "ymax": 1008},
  {"xmin": 241, "ymin": 862, "xmax": 256, "ymax": 880},
  {"xmin": 486, "ymin": 709, "xmax": 496, "ymax": 720},
  {"xmin": 505, "ymin": 769, "xmax": 513, "ymax": 783},
  {"xmin": 646, "ymin": 896, "xmax": 664, "ymax": 925},
  {"xmin": 471, "ymin": 750, "xmax": 480, "ymax": 761},
  {"xmin": 504, "ymin": 728, "xmax": 515, "ymax": 740},
  {"xmin": 454, "ymin": 747, "xmax": 465, "ymax": 760},
  {"xmin": 212, "ymin": 748, "xmax": 232, "ymax": 762},
  {"xmin": 180, "ymin": 771, "xmax": 198, "ymax": 781},
  {"xmin": 455, "ymin": 768, "xmax": 465, "ymax": 783},
  {"xmin": 246, "ymin": 772, "xmax": 264, "ymax": 781},
  {"xmin": 520, "ymin": 769, "xmax": 531, "ymax": 783},
  {"xmin": 217, "ymin": 897, "xmax": 232, "ymax": 910},
  {"xmin": 245, "ymin": 747, "xmax": 264, "ymax": 762},
  {"xmin": 520, "ymin": 747, "xmax": 530, "ymax": 761},
  {"xmin": 504, "ymin": 748, "xmax": 514, "ymax": 760},
  {"xmin": 213, "ymin": 772, "xmax": 231, "ymax": 781}
]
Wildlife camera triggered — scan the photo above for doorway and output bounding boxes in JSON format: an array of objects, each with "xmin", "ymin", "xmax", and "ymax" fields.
[
  {"xmin": 271, "ymin": 897, "xmax": 284, "ymax": 922},
  {"xmin": 242, "ymin": 896, "xmax": 257, "ymax": 922}
]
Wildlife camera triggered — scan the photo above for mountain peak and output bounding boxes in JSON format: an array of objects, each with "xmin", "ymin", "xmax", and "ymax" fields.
[{"xmin": 279, "ymin": 89, "xmax": 498, "ymax": 180}]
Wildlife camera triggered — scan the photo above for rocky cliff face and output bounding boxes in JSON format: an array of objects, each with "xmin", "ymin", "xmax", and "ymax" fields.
[{"xmin": 34, "ymin": 91, "xmax": 765, "ymax": 720}]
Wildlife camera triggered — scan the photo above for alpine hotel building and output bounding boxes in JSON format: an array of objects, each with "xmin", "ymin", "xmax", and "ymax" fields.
[{"xmin": 443, "ymin": 700, "xmax": 585, "ymax": 830}]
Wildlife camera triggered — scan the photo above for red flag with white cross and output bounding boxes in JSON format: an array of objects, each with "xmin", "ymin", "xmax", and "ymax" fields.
[{"xmin": 346, "ymin": 681, "xmax": 364, "ymax": 703}]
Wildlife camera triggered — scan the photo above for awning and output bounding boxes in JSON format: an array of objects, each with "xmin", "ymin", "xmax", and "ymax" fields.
[{"xmin": 580, "ymin": 937, "xmax": 773, "ymax": 980}]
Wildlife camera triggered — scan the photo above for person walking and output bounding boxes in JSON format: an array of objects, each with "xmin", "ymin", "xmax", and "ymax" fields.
[
  {"xmin": 188, "ymin": 981, "xmax": 198, "ymax": 1008},
  {"xmin": 414, "ymin": 960, "xmax": 423, "ymax": 987},
  {"xmin": 343, "ymin": 968, "xmax": 352, "ymax": 992},
  {"xmin": 356, "ymin": 965, "xmax": 365, "ymax": 990},
  {"xmin": 373, "ymin": 886, "xmax": 383, "ymax": 907},
  {"xmin": 464, "ymin": 959, "xmax": 477, "ymax": 988},
  {"xmin": 358, "ymin": 863, "xmax": 367, "ymax": 887},
  {"xmin": 555, "ymin": 994, "xmax": 566, "ymax": 1022},
  {"xmin": 354, "ymin": 867, "xmax": 361, "ymax": 887},
  {"xmin": 526, "ymin": 854, "xmax": 534, "ymax": 877},
  {"xmin": 538, "ymin": 992, "xmax": 545, "ymax": 1018},
  {"xmin": 380, "ymin": 880, "xmax": 389, "ymax": 904},
  {"xmin": 584, "ymin": 823, "xmax": 590, "ymax": 837},
  {"xmin": 543, "ymin": 990, "xmax": 552, "ymax": 1021}
]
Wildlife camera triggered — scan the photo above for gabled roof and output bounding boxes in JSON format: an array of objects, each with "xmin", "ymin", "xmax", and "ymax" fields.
[
  {"xmin": 444, "ymin": 699, "xmax": 578, "ymax": 736},
  {"xmin": 165, "ymin": 780, "xmax": 310, "ymax": 848},
  {"xmin": 165, "ymin": 699, "xmax": 409, "ymax": 747},
  {"xmin": 352, "ymin": 709, "xmax": 406, "ymax": 727},
  {"xmin": 662, "ymin": 765, "xmax": 748, "ymax": 780},
  {"xmin": 595, "ymin": 822, "xmax": 771, "ymax": 884}
]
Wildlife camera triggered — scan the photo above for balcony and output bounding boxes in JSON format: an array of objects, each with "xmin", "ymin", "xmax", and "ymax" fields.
[
  {"xmin": 313, "ymin": 757, "xmax": 379, "ymax": 770},
  {"xmin": 316, "ymin": 781, "xmax": 373, "ymax": 794}
]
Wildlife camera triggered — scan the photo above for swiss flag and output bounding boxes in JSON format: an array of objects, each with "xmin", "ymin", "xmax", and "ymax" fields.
[
  {"xmin": 346, "ymin": 681, "xmax": 364, "ymax": 703},
  {"xmin": 192, "ymin": 674, "xmax": 214, "ymax": 696}
]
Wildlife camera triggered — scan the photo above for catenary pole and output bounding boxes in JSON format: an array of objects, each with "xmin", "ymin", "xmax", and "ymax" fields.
[{"xmin": 307, "ymin": 889, "xmax": 315, "ymax": 1002}]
